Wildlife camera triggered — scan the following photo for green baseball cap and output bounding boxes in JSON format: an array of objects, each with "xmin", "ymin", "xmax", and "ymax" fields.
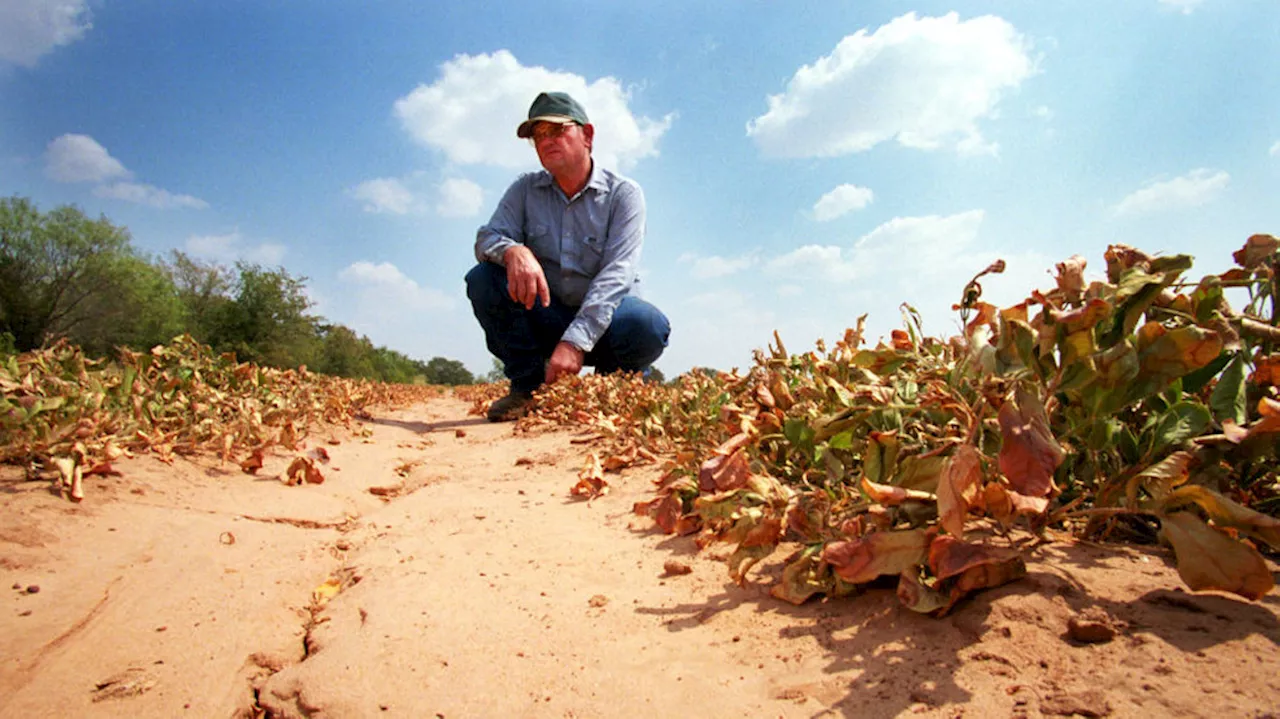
[{"xmin": 516, "ymin": 92, "xmax": 590, "ymax": 138}]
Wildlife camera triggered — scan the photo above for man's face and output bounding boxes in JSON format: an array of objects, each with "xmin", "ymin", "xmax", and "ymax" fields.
[{"xmin": 531, "ymin": 121, "xmax": 593, "ymax": 176}]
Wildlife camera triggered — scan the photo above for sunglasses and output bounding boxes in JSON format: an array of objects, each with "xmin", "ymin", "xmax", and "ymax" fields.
[{"xmin": 529, "ymin": 122, "xmax": 577, "ymax": 144}]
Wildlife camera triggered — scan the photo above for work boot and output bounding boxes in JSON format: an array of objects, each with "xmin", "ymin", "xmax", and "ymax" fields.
[{"xmin": 487, "ymin": 390, "xmax": 535, "ymax": 422}]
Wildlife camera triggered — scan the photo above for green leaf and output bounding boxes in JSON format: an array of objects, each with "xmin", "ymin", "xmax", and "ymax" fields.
[
  {"xmin": 1209, "ymin": 352, "xmax": 1247, "ymax": 425},
  {"xmin": 1145, "ymin": 401, "xmax": 1211, "ymax": 459}
]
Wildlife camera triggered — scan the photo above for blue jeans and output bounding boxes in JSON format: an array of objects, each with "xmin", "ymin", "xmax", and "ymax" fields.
[{"xmin": 465, "ymin": 262, "xmax": 670, "ymax": 393}]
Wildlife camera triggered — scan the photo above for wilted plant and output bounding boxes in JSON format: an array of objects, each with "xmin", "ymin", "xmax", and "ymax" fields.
[{"xmin": 517, "ymin": 235, "xmax": 1280, "ymax": 611}]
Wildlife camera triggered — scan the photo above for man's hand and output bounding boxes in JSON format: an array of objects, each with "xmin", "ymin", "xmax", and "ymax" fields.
[
  {"xmin": 546, "ymin": 341, "xmax": 584, "ymax": 384},
  {"xmin": 503, "ymin": 245, "xmax": 551, "ymax": 310}
]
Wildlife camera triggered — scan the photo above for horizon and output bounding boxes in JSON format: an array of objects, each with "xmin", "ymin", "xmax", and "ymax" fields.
[{"xmin": 3, "ymin": 1, "xmax": 1278, "ymax": 376}]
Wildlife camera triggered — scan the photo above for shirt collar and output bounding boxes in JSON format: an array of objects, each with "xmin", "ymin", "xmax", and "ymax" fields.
[{"xmin": 532, "ymin": 161, "xmax": 608, "ymax": 197}]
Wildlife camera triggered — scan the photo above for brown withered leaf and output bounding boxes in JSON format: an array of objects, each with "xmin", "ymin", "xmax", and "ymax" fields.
[
  {"xmin": 285, "ymin": 456, "xmax": 325, "ymax": 485},
  {"xmin": 897, "ymin": 569, "xmax": 951, "ymax": 614},
  {"xmin": 239, "ymin": 448, "xmax": 265, "ymax": 475},
  {"xmin": 1159, "ymin": 485, "xmax": 1280, "ymax": 549},
  {"xmin": 1232, "ymin": 234, "xmax": 1278, "ymax": 270},
  {"xmin": 771, "ymin": 547, "xmax": 852, "ymax": 606},
  {"xmin": 1124, "ymin": 450, "xmax": 1193, "ymax": 508},
  {"xmin": 786, "ymin": 492, "xmax": 832, "ymax": 542},
  {"xmin": 822, "ymin": 529, "xmax": 930, "ymax": 585},
  {"xmin": 728, "ymin": 517, "xmax": 783, "ymax": 585},
  {"xmin": 278, "ymin": 421, "xmax": 299, "ymax": 451},
  {"xmin": 861, "ymin": 476, "xmax": 934, "ymax": 506},
  {"xmin": 698, "ymin": 438, "xmax": 751, "ymax": 492},
  {"xmin": 949, "ymin": 553, "xmax": 1027, "ymax": 600},
  {"xmin": 928, "ymin": 534, "xmax": 1023, "ymax": 582},
  {"xmin": 997, "ymin": 385, "xmax": 1063, "ymax": 498},
  {"xmin": 1135, "ymin": 323, "xmax": 1224, "ymax": 390},
  {"xmin": 571, "ymin": 453, "xmax": 609, "ymax": 500},
  {"xmin": 602, "ymin": 443, "xmax": 639, "ymax": 472},
  {"xmin": 1158, "ymin": 511, "xmax": 1274, "ymax": 600},
  {"xmin": 1054, "ymin": 255, "xmax": 1088, "ymax": 301},
  {"xmin": 641, "ymin": 493, "xmax": 684, "ymax": 534},
  {"xmin": 982, "ymin": 482, "xmax": 1015, "ymax": 525},
  {"xmin": 937, "ymin": 445, "xmax": 982, "ymax": 537},
  {"xmin": 1252, "ymin": 354, "xmax": 1280, "ymax": 387}
]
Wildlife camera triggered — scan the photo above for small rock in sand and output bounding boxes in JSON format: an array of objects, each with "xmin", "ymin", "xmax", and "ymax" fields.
[
  {"xmin": 663, "ymin": 560, "xmax": 693, "ymax": 576},
  {"xmin": 588, "ymin": 594, "xmax": 609, "ymax": 608}
]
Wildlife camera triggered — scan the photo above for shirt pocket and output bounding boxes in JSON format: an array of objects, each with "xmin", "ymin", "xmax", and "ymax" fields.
[
  {"xmin": 577, "ymin": 235, "xmax": 605, "ymax": 276},
  {"xmin": 527, "ymin": 223, "xmax": 556, "ymax": 260}
]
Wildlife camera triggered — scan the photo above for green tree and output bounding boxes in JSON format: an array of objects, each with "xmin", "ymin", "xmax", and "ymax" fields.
[
  {"xmin": 315, "ymin": 324, "xmax": 376, "ymax": 379},
  {"xmin": 0, "ymin": 196, "xmax": 138, "ymax": 351},
  {"xmin": 68, "ymin": 254, "xmax": 186, "ymax": 356},
  {"xmin": 162, "ymin": 250, "xmax": 234, "ymax": 344},
  {"xmin": 423, "ymin": 356, "xmax": 475, "ymax": 385},
  {"xmin": 214, "ymin": 262, "xmax": 319, "ymax": 368}
]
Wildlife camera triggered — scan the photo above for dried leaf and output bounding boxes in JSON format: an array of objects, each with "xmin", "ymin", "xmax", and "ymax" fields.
[
  {"xmin": 861, "ymin": 476, "xmax": 935, "ymax": 506},
  {"xmin": 1054, "ymin": 255, "xmax": 1088, "ymax": 301},
  {"xmin": 312, "ymin": 578, "xmax": 342, "ymax": 607},
  {"xmin": 937, "ymin": 445, "xmax": 982, "ymax": 537},
  {"xmin": 1232, "ymin": 234, "xmax": 1278, "ymax": 270},
  {"xmin": 571, "ymin": 453, "xmax": 609, "ymax": 499},
  {"xmin": 240, "ymin": 449, "xmax": 265, "ymax": 475},
  {"xmin": 927, "ymin": 534, "xmax": 1023, "ymax": 582},
  {"xmin": 822, "ymin": 529, "xmax": 930, "ymax": 585},
  {"xmin": 1159, "ymin": 485, "xmax": 1280, "ymax": 549},
  {"xmin": 997, "ymin": 385, "xmax": 1063, "ymax": 498},
  {"xmin": 1158, "ymin": 512, "xmax": 1274, "ymax": 600},
  {"xmin": 285, "ymin": 456, "xmax": 325, "ymax": 486}
]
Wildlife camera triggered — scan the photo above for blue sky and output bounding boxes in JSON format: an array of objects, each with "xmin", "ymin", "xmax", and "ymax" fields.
[{"xmin": 2, "ymin": 1, "xmax": 1278, "ymax": 377}]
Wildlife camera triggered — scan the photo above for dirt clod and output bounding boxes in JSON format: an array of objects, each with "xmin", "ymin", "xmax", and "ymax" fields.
[
  {"xmin": 1067, "ymin": 615, "xmax": 1116, "ymax": 644},
  {"xmin": 663, "ymin": 559, "xmax": 693, "ymax": 576}
]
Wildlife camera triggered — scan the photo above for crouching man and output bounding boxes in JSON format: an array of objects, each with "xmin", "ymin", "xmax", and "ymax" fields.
[{"xmin": 466, "ymin": 91, "xmax": 671, "ymax": 421}]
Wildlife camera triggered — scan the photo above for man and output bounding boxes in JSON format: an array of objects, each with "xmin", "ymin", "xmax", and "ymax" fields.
[{"xmin": 467, "ymin": 91, "xmax": 671, "ymax": 421}]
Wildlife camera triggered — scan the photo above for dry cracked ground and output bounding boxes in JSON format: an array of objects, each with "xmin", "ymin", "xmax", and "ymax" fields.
[{"xmin": 3, "ymin": 395, "xmax": 1280, "ymax": 718}]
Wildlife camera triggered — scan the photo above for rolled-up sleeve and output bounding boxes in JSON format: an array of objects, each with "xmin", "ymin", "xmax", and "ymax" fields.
[
  {"xmin": 475, "ymin": 176, "xmax": 529, "ymax": 265},
  {"xmin": 562, "ymin": 181, "xmax": 645, "ymax": 352}
]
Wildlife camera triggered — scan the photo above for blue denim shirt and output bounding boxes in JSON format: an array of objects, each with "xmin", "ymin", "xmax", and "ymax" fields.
[{"xmin": 475, "ymin": 162, "xmax": 645, "ymax": 352}]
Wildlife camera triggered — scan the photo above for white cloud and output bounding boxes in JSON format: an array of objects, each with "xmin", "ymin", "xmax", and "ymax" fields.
[
  {"xmin": 186, "ymin": 231, "xmax": 286, "ymax": 266},
  {"xmin": 813, "ymin": 184, "xmax": 874, "ymax": 221},
  {"xmin": 1270, "ymin": 141, "xmax": 1280, "ymax": 157},
  {"xmin": 1158, "ymin": 0, "xmax": 1205, "ymax": 14},
  {"xmin": 45, "ymin": 134, "xmax": 130, "ymax": 183},
  {"xmin": 94, "ymin": 181, "xmax": 208, "ymax": 209},
  {"xmin": 0, "ymin": 0, "xmax": 91, "ymax": 67},
  {"xmin": 46, "ymin": 133, "xmax": 207, "ymax": 209},
  {"xmin": 765, "ymin": 210, "xmax": 1050, "ymax": 337},
  {"xmin": 351, "ymin": 177, "xmax": 415, "ymax": 215},
  {"xmin": 437, "ymin": 178, "xmax": 484, "ymax": 218},
  {"xmin": 393, "ymin": 50, "xmax": 674, "ymax": 171},
  {"xmin": 746, "ymin": 12, "xmax": 1035, "ymax": 158},
  {"xmin": 766, "ymin": 244, "xmax": 861, "ymax": 283},
  {"xmin": 1113, "ymin": 168, "xmax": 1229, "ymax": 217},
  {"xmin": 338, "ymin": 261, "xmax": 455, "ymax": 311},
  {"xmin": 678, "ymin": 251, "xmax": 759, "ymax": 280}
]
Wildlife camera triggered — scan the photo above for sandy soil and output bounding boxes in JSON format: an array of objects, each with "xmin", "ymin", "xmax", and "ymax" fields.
[{"xmin": 2, "ymin": 395, "xmax": 1279, "ymax": 719}]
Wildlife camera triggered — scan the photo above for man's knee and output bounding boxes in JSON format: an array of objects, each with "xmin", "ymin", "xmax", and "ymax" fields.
[
  {"xmin": 465, "ymin": 262, "xmax": 506, "ymax": 305},
  {"xmin": 612, "ymin": 299, "xmax": 670, "ymax": 356}
]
